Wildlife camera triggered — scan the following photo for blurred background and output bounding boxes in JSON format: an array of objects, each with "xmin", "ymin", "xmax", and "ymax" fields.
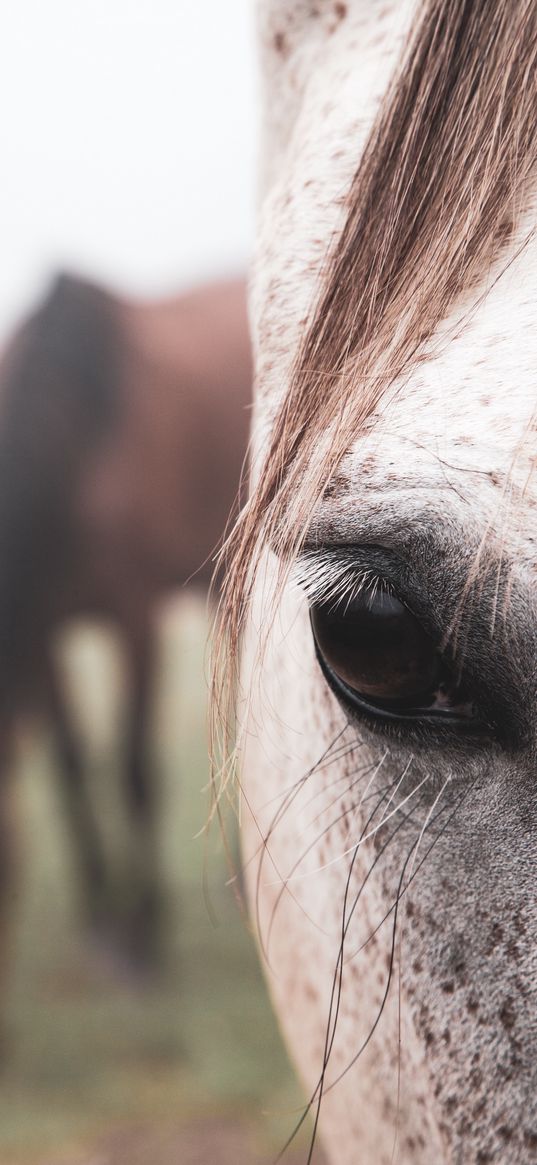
[{"xmin": 0, "ymin": 5, "xmax": 323, "ymax": 1163}]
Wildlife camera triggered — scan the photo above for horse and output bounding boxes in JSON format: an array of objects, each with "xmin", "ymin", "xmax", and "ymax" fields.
[
  {"xmin": 0, "ymin": 272, "xmax": 251, "ymax": 971},
  {"xmin": 216, "ymin": 2, "xmax": 537, "ymax": 1162}
]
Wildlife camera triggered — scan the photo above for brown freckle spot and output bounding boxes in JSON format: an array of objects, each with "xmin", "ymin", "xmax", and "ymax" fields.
[
  {"xmin": 523, "ymin": 1131, "xmax": 537, "ymax": 1150},
  {"xmin": 304, "ymin": 982, "xmax": 318, "ymax": 1003},
  {"xmin": 322, "ymin": 471, "xmax": 346, "ymax": 499},
  {"xmin": 381, "ymin": 1096, "xmax": 392, "ymax": 1120},
  {"xmin": 334, "ymin": 2, "xmax": 347, "ymax": 20},
  {"xmin": 412, "ymin": 958, "xmax": 423, "ymax": 974},
  {"xmin": 499, "ymin": 997, "xmax": 516, "ymax": 1031},
  {"xmin": 372, "ymin": 832, "xmax": 384, "ymax": 855},
  {"xmin": 476, "ymin": 1152, "xmax": 493, "ymax": 1165},
  {"xmin": 273, "ymin": 30, "xmax": 288, "ymax": 56},
  {"xmin": 467, "ymin": 995, "xmax": 479, "ymax": 1014},
  {"xmin": 484, "ymin": 920, "xmax": 504, "ymax": 954},
  {"xmin": 442, "ymin": 1028, "xmax": 451, "ymax": 1045},
  {"xmin": 441, "ymin": 980, "xmax": 455, "ymax": 994},
  {"xmin": 498, "ymin": 1126, "xmax": 513, "ymax": 1142}
]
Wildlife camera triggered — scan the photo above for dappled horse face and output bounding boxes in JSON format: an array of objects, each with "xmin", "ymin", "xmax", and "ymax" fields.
[{"xmin": 236, "ymin": 2, "xmax": 537, "ymax": 1163}]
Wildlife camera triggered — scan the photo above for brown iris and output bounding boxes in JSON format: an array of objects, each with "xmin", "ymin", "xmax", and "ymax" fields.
[{"xmin": 311, "ymin": 586, "xmax": 454, "ymax": 716}]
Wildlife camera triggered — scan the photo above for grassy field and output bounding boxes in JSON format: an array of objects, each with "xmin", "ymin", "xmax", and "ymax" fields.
[{"xmin": 0, "ymin": 599, "xmax": 322, "ymax": 1165}]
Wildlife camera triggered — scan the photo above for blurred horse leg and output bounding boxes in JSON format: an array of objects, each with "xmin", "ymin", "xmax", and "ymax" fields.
[
  {"xmin": 45, "ymin": 650, "xmax": 109, "ymax": 930},
  {"xmin": 121, "ymin": 612, "xmax": 161, "ymax": 970}
]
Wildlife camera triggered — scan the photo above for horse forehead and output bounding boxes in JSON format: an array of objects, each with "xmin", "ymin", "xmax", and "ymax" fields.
[{"xmin": 356, "ymin": 243, "xmax": 537, "ymax": 464}]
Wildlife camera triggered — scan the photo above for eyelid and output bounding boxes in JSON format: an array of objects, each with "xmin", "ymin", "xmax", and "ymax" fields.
[{"xmin": 319, "ymin": 656, "xmax": 486, "ymax": 736}]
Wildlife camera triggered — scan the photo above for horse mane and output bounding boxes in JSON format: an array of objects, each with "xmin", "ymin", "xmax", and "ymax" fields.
[
  {"xmin": 0, "ymin": 273, "xmax": 119, "ymax": 696},
  {"xmin": 213, "ymin": 0, "xmax": 537, "ymax": 769}
]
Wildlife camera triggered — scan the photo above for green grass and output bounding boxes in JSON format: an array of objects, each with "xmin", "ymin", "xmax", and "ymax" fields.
[{"xmin": 0, "ymin": 600, "xmax": 306, "ymax": 1162}]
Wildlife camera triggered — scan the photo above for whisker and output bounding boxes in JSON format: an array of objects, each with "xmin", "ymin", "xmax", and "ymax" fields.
[
  {"xmin": 328, "ymin": 780, "xmax": 475, "ymax": 1099},
  {"xmin": 275, "ymin": 815, "xmax": 363, "ymax": 1163},
  {"xmin": 275, "ymin": 761, "xmax": 417, "ymax": 1157},
  {"xmin": 252, "ymin": 730, "xmax": 353, "ymax": 965},
  {"xmin": 275, "ymin": 759, "xmax": 429, "ymax": 884},
  {"xmin": 279, "ymin": 775, "xmax": 473, "ymax": 1162},
  {"xmin": 265, "ymin": 764, "xmax": 401, "ymax": 961},
  {"xmin": 304, "ymin": 750, "xmax": 387, "ymax": 833},
  {"xmin": 346, "ymin": 793, "xmax": 456, "ymax": 962}
]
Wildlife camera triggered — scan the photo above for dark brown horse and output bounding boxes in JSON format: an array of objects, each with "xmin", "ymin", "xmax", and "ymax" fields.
[{"xmin": 0, "ymin": 273, "xmax": 251, "ymax": 971}]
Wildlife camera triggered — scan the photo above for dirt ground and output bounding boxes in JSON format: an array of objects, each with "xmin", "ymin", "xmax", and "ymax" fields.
[{"xmin": 41, "ymin": 1118, "xmax": 327, "ymax": 1165}]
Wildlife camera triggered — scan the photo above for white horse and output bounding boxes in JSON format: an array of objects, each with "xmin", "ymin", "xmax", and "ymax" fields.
[{"xmin": 216, "ymin": 2, "xmax": 537, "ymax": 1163}]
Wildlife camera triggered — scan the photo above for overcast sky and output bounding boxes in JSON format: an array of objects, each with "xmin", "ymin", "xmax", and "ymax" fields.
[{"xmin": 0, "ymin": 1, "xmax": 257, "ymax": 339}]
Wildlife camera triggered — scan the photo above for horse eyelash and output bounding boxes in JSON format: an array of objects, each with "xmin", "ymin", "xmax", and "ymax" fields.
[{"xmin": 292, "ymin": 551, "xmax": 395, "ymax": 613}]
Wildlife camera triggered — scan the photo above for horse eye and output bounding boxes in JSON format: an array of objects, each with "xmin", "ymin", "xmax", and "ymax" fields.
[{"xmin": 310, "ymin": 586, "xmax": 475, "ymax": 723}]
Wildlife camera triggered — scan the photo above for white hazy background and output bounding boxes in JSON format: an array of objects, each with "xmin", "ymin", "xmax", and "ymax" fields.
[{"xmin": 0, "ymin": 1, "xmax": 257, "ymax": 340}]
